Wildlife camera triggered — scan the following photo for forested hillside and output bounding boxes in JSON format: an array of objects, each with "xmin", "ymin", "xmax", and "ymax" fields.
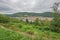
[{"xmin": 6, "ymin": 12, "xmax": 60, "ymax": 17}]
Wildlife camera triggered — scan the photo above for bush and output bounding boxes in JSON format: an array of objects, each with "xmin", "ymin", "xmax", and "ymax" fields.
[
  {"xmin": 0, "ymin": 14, "xmax": 10, "ymax": 23},
  {"xmin": 34, "ymin": 18, "xmax": 41, "ymax": 26},
  {"xmin": 50, "ymin": 19, "xmax": 60, "ymax": 33}
]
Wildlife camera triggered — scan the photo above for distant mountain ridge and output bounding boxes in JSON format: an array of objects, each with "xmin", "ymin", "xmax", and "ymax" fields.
[{"xmin": 6, "ymin": 12, "xmax": 60, "ymax": 17}]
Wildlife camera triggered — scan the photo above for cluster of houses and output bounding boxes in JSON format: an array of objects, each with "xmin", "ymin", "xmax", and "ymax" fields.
[{"xmin": 20, "ymin": 16, "xmax": 53, "ymax": 22}]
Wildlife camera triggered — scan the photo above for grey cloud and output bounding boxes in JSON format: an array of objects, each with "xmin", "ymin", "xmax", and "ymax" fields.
[
  {"xmin": 0, "ymin": 0, "xmax": 60, "ymax": 14},
  {"xmin": 32, "ymin": 0, "xmax": 56, "ymax": 12}
]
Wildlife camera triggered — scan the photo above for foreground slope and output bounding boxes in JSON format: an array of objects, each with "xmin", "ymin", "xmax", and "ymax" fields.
[{"xmin": 0, "ymin": 14, "xmax": 60, "ymax": 40}]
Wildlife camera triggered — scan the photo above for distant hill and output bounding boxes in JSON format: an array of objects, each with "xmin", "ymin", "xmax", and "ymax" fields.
[{"xmin": 6, "ymin": 12, "xmax": 60, "ymax": 17}]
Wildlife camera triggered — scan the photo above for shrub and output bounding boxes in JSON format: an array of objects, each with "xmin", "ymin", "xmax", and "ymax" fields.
[
  {"xmin": 50, "ymin": 19, "xmax": 60, "ymax": 32},
  {"xmin": 0, "ymin": 14, "xmax": 10, "ymax": 23},
  {"xmin": 34, "ymin": 18, "xmax": 41, "ymax": 26}
]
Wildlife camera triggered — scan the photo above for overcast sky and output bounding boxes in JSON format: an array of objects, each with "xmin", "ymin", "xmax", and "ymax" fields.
[{"xmin": 0, "ymin": 0, "xmax": 60, "ymax": 14}]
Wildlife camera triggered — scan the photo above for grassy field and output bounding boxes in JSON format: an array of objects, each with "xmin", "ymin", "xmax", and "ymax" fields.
[{"xmin": 0, "ymin": 22, "xmax": 60, "ymax": 40}]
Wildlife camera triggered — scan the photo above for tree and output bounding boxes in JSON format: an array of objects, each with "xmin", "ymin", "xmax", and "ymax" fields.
[
  {"xmin": 26, "ymin": 19, "xmax": 29, "ymax": 23},
  {"xmin": 50, "ymin": 2, "xmax": 60, "ymax": 32},
  {"xmin": 52, "ymin": 2, "xmax": 60, "ymax": 20}
]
